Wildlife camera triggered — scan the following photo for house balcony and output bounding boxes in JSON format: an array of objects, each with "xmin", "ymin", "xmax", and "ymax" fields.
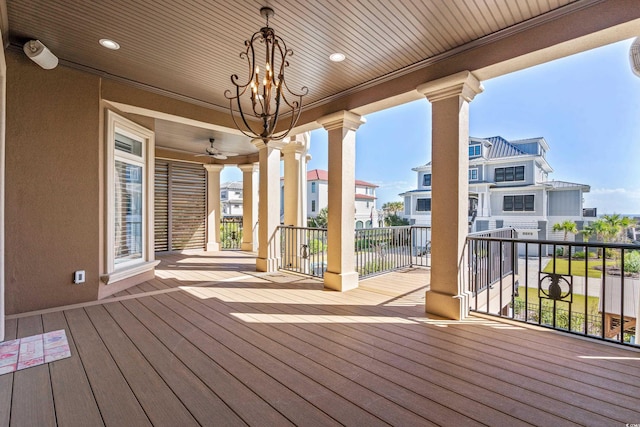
[{"xmin": 2, "ymin": 250, "xmax": 639, "ymax": 426}]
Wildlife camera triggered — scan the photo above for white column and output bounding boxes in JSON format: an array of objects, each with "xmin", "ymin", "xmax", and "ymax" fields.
[
  {"xmin": 317, "ymin": 111, "xmax": 365, "ymax": 292},
  {"xmin": 239, "ymin": 163, "xmax": 259, "ymax": 252},
  {"xmin": 282, "ymin": 133, "xmax": 310, "ymax": 227},
  {"xmin": 417, "ymin": 71, "xmax": 483, "ymax": 320},
  {"xmin": 204, "ymin": 164, "xmax": 224, "ymax": 252},
  {"xmin": 253, "ymin": 139, "xmax": 283, "ymax": 272}
]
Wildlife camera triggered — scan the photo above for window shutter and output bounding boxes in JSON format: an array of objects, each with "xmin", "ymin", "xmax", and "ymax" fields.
[{"xmin": 154, "ymin": 161, "xmax": 169, "ymax": 252}]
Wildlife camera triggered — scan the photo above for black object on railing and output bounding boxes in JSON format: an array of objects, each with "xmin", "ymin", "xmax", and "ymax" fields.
[
  {"xmin": 221, "ymin": 216, "xmax": 243, "ymax": 250},
  {"xmin": 466, "ymin": 230, "xmax": 640, "ymax": 347},
  {"xmin": 279, "ymin": 225, "xmax": 328, "ymax": 278}
]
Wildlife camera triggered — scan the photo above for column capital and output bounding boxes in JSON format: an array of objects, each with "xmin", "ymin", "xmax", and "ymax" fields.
[
  {"xmin": 417, "ymin": 71, "xmax": 484, "ymax": 103},
  {"xmin": 238, "ymin": 163, "xmax": 259, "ymax": 173},
  {"xmin": 203, "ymin": 164, "xmax": 225, "ymax": 173},
  {"xmin": 317, "ymin": 110, "xmax": 365, "ymax": 132},
  {"xmin": 281, "ymin": 141, "xmax": 308, "ymax": 156}
]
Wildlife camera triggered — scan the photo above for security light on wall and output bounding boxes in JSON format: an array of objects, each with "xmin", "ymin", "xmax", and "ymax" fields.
[{"xmin": 23, "ymin": 40, "xmax": 58, "ymax": 70}]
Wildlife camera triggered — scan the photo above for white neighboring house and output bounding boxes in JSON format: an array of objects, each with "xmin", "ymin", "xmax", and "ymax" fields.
[
  {"xmin": 221, "ymin": 181, "xmax": 243, "ymax": 216},
  {"xmin": 305, "ymin": 169, "xmax": 380, "ymax": 228},
  {"xmin": 400, "ymin": 136, "xmax": 595, "ymax": 253}
]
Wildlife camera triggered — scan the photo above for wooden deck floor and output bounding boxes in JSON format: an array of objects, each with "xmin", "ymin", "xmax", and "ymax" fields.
[{"xmin": 2, "ymin": 251, "xmax": 640, "ymax": 426}]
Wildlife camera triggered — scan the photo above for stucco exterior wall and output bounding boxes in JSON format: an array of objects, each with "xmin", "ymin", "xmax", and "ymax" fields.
[{"xmin": 5, "ymin": 50, "xmax": 101, "ymax": 314}]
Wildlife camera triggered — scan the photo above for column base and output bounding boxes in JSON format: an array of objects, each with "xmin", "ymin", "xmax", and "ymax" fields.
[
  {"xmin": 323, "ymin": 271, "xmax": 359, "ymax": 292},
  {"xmin": 256, "ymin": 256, "xmax": 279, "ymax": 272},
  {"xmin": 425, "ymin": 289, "xmax": 470, "ymax": 320},
  {"xmin": 241, "ymin": 242, "xmax": 257, "ymax": 252},
  {"xmin": 206, "ymin": 242, "xmax": 220, "ymax": 251}
]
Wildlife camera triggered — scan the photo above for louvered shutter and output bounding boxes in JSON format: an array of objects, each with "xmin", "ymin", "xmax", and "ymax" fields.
[{"xmin": 154, "ymin": 160, "xmax": 206, "ymax": 252}]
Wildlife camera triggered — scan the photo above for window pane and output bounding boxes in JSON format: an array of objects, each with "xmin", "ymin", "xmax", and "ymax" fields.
[
  {"xmin": 525, "ymin": 195, "xmax": 535, "ymax": 211},
  {"xmin": 503, "ymin": 196, "xmax": 513, "ymax": 211},
  {"xmin": 505, "ymin": 167, "xmax": 515, "ymax": 181},
  {"xmin": 495, "ymin": 168, "xmax": 504, "ymax": 182},
  {"xmin": 416, "ymin": 198, "xmax": 431, "ymax": 212},
  {"xmin": 115, "ymin": 133, "xmax": 142, "ymax": 157},
  {"xmin": 513, "ymin": 195, "xmax": 524, "ymax": 211},
  {"xmin": 311, "ymin": 182, "xmax": 316, "ymax": 193},
  {"xmin": 515, "ymin": 166, "xmax": 525, "ymax": 181},
  {"xmin": 311, "ymin": 200, "xmax": 316, "ymax": 212},
  {"xmin": 423, "ymin": 174, "xmax": 431, "ymax": 186},
  {"xmin": 114, "ymin": 160, "xmax": 143, "ymax": 264}
]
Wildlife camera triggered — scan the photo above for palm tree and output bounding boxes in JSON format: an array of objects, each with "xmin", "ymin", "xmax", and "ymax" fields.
[
  {"xmin": 382, "ymin": 201, "xmax": 404, "ymax": 215},
  {"xmin": 552, "ymin": 220, "xmax": 577, "ymax": 257}
]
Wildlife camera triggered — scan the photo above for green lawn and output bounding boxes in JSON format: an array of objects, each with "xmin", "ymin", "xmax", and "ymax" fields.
[
  {"xmin": 542, "ymin": 257, "xmax": 614, "ymax": 278},
  {"xmin": 516, "ymin": 287, "xmax": 599, "ymax": 315}
]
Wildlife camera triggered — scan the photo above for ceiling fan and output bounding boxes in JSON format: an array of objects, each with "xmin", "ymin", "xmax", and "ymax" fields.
[{"xmin": 196, "ymin": 138, "xmax": 238, "ymax": 160}]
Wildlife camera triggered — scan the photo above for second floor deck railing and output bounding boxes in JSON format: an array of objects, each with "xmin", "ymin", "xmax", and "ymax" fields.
[
  {"xmin": 466, "ymin": 230, "xmax": 640, "ymax": 347},
  {"xmin": 278, "ymin": 225, "xmax": 431, "ymax": 280}
]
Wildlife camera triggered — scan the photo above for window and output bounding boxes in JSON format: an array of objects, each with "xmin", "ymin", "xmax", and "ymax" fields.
[
  {"xmin": 503, "ymin": 195, "xmax": 534, "ymax": 212},
  {"xmin": 469, "ymin": 168, "xmax": 478, "ymax": 181},
  {"xmin": 366, "ymin": 201, "xmax": 370, "ymax": 208},
  {"xmin": 423, "ymin": 174, "xmax": 431, "ymax": 187},
  {"xmin": 221, "ymin": 191, "xmax": 227, "ymax": 199},
  {"xmin": 495, "ymin": 166, "xmax": 525, "ymax": 182},
  {"xmin": 416, "ymin": 198, "xmax": 431, "ymax": 212},
  {"xmin": 106, "ymin": 111, "xmax": 155, "ymax": 281},
  {"xmin": 311, "ymin": 200, "xmax": 316, "ymax": 212},
  {"xmin": 311, "ymin": 182, "xmax": 316, "ymax": 193},
  {"xmin": 469, "ymin": 144, "xmax": 481, "ymax": 157}
]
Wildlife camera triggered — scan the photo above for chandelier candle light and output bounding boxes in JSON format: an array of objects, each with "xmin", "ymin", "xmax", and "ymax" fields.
[{"xmin": 225, "ymin": 6, "xmax": 308, "ymax": 142}]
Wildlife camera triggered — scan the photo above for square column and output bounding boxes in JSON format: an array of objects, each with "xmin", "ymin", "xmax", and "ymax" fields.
[
  {"xmin": 417, "ymin": 71, "xmax": 483, "ymax": 320},
  {"xmin": 317, "ymin": 111, "xmax": 365, "ymax": 291},
  {"xmin": 253, "ymin": 139, "xmax": 283, "ymax": 272},
  {"xmin": 239, "ymin": 163, "xmax": 259, "ymax": 252},
  {"xmin": 281, "ymin": 133, "xmax": 310, "ymax": 269},
  {"xmin": 282, "ymin": 133, "xmax": 310, "ymax": 227},
  {"xmin": 204, "ymin": 164, "xmax": 224, "ymax": 251}
]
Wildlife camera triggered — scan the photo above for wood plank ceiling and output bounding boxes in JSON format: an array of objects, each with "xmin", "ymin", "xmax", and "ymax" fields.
[{"xmin": 6, "ymin": 0, "xmax": 585, "ymax": 154}]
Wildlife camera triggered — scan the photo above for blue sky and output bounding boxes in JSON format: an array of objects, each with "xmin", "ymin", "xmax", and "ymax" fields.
[{"xmin": 223, "ymin": 38, "xmax": 640, "ymax": 215}]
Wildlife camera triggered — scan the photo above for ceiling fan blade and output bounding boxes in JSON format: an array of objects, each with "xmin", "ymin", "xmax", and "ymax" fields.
[
  {"xmin": 221, "ymin": 152, "xmax": 239, "ymax": 157},
  {"xmin": 213, "ymin": 153, "xmax": 227, "ymax": 160}
]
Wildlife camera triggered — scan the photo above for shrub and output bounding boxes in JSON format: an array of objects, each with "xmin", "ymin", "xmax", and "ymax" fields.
[
  {"xmin": 309, "ymin": 238, "xmax": 326, "ymax": 254},
  {"xmin": 555, "ymin": 247, "xmax": 564, "ymax": 257},
  {"xmin": 573, "ymin": 251, "xmax": 585, "ymax": 259},
  {"xmin": 624, "ymin": 251, "xmax": 640, "ymax": 274}
]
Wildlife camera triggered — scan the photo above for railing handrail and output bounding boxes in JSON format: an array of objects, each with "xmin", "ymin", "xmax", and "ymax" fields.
[
  {"xmin": 467, "ymin": 227, "xmax": 516, "ymax": 237},
  {"xmin": 467, "ymin": 234, "xmax": 640, "ymax": 250}
]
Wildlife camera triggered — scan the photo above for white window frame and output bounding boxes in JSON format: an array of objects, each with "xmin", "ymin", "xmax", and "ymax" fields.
[
  {"xmin": 469, "ymin": 144, "xmax": 481, "ymax": 157},
  {"xmin": 469, "ymin": 168, "xmax": 478, "ymax": 181},
  {"xmin": 105, "ymin": 110, "xmax": 156, "ymax": 283}
]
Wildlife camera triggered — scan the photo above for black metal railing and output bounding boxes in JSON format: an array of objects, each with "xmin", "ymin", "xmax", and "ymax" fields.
[
  {"xmin": 279, "ymin": 225, "xmax": 328, "ymax": 278},
  {"xmin": 220, "ymin": 216, "xmax": 243, "ymax": 250},
  {"xmin": 355, "ymin": 226, "xmax": 431, "ymax": 279},
  {"xmin": 466, "ymin": 232, "xmax": 640, "ymax": 347},
  {"xmin": 277, "ymin": 225, "xmax": 431, "ymax": 280}
]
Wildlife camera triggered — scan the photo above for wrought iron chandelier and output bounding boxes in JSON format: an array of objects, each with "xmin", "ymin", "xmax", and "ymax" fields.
[{"xmin": 225, "ymin": 6, "xmax": 308, "ymax": 142}]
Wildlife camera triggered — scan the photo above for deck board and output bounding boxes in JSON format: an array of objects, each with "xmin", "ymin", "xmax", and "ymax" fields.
[
  {"xmin": 2, "ymin": 251, "xmax": 640, "ymax": 426},
  {"xmin": 120, "ymin": 297, "xmax": 295, "ymax": 426},
  {"xmin": 102, "ymin": 301, "xmax": 247, "ymax": 426},
  {"xmin": 64, "ymin": 308, "xmax": 152, "ymax": 426},
  {"xmin": 11, "ymin": 316, "xmax": 55, "ymax": 427},
  {"xmin": 41, "ymin": 311, "xmax": 104, "ymax": 427},
  {"xmin": 0, "ymin": 319, "xmax": 17, "ymax": 427},
  {"xmin": 84, "ymin": 304, "xmax": 199, "ymax": 427}
]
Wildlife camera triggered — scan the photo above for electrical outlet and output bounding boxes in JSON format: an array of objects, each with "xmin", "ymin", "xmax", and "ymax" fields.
[{"xmin": 73, "ymin": 270, "xmax": 85, "ymax": 284}]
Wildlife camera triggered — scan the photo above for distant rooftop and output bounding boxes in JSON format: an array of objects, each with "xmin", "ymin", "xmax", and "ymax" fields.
[{"xmin": 307, "ymin": 169, "xmax": 378, "ymax": 188}]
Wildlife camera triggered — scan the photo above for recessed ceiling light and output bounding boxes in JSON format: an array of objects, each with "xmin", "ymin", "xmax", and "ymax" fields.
[
  {"xmin": 99, "ymin": 39, "xmax": 120, "ymax": 50},
  {"xmin": 329, "ymin": 53, "xmax": 345, "ymax": 62}
]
